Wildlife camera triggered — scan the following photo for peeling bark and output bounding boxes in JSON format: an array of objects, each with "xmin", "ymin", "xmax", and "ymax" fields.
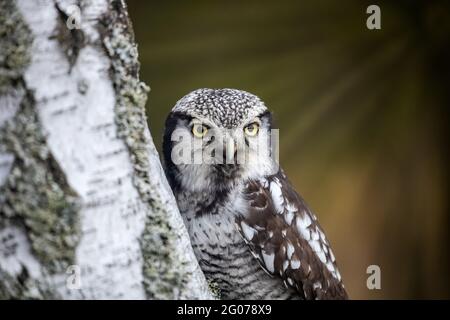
[{"xmin": 0, "ymin": 0, "xmax": 212, "ymax": 299}]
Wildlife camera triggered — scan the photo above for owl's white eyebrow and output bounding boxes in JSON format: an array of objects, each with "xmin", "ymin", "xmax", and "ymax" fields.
[
  {"xmin": 189, "ymin": 118, "xmax": 214, "ymax": 128},
  {"xmin": 243, "ymin": 118, "xmax": 262, "ymax": 127}
]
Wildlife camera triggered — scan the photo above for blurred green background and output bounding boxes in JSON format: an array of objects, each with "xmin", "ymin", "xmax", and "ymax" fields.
[{"xmin": 127, "ymin": 0, "xmax": 450, "ymax": 299}]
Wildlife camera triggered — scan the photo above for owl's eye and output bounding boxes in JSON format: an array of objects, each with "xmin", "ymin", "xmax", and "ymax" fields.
[
  {"xmin": 192, "ymin": 123, "xmax": 208, "ymax": 138},
  {"xmin": 244, "ymin": 123, "xmax": 259, "ymax": 137}
]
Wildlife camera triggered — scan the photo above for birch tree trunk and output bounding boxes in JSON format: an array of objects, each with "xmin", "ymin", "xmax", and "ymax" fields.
[{"xmin": 0, "ymin": 0, "xmax": 212, "ymax": 299}]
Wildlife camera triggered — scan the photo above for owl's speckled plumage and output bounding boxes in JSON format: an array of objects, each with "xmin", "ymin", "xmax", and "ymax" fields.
[
  {"xmin": 163, "ymin": 88, "xmax": 348, "ymax": 300},
  {"xmin": 172, "ymin": 88, "xmax": 267, "ymax": 128}
]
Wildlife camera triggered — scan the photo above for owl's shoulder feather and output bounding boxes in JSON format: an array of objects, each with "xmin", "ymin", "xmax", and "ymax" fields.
[{"xmin": 235, "ymin": 170, "xmax": 348, "ymax": 300}]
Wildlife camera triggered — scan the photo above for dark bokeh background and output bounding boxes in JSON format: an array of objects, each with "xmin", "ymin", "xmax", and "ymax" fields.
[{"xmin": 127, "ymin": 0, "xmax": 450, "ymax": 299}]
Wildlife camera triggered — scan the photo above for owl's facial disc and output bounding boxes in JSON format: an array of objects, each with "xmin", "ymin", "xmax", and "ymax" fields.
[{"xmin": 163, "ymin": 89, "xmax": 279, "ymax": 192}]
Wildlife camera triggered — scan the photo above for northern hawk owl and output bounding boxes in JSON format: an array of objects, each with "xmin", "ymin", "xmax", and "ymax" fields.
[{"xmin": 163, "ymin": 88, "xmax": 348, "ymax": 300}]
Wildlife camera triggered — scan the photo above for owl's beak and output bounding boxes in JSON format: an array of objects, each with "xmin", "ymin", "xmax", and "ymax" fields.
[{"xmin": 224, "ymin": 137, "xmax": 238, "ymax": 164}]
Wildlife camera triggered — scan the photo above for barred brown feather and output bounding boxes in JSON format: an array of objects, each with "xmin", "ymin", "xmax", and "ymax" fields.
[{"xmin": 236, "ymin": 171, "xmax": 348, "ymax": 299}]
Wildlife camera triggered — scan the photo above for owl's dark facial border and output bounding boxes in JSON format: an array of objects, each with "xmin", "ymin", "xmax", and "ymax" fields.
[
  {"xmin": 258, "ymin": 110, "xmax": 274, "ymax": 130},
  {"xmin": 163, "ymin": 112, "xmax": 191, "ymax": 192}
]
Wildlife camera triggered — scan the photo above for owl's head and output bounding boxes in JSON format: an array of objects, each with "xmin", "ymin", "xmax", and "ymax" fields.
[{"xmin": 163, "ymin": 88, "xmax": 278, "ymax": 193}]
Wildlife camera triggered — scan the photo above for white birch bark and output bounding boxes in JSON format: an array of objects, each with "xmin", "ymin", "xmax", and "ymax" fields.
[{"xmin": 0, "ymin": 0, "xmax": 212, "ymax": 299}]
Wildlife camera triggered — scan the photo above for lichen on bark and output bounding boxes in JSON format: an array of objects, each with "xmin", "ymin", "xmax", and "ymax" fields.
[
  {"xmin": 0, "ymin": 1, "xmax": 32, "ymax": 94},
  {"xmin": 98, "ymin": 0, "xmax": 187, "ymax": 298},
  {"xmin": 208, "ymin": 280, "xmax": 222, "ymax": 299},
  {"xmin": 0, "ymin": 1, "xmax": 81, "ymax": 274},
  {"xmin": 0, "ymin": 90, "xmax": 81, "ymax": 273},
  {"xmin": 0, "ymin": 260, "xmax": 58, "ymax": 299}
]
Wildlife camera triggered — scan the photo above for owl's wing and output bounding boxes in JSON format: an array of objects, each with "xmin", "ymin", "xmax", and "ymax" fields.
[{"xmin": 235, "ymin": 170, "xmax": 348, "ymax": 300}]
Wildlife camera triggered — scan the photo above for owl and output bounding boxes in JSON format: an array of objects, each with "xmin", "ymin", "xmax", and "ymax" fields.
[{"xmin": 163, "ymin": 88, "xmax": 348, "ymax": 300}]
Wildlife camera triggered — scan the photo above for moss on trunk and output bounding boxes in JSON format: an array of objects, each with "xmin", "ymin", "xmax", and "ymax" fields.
[
  {"xmin": 0, "ymin": 89, "xmax": 81, "ymax": 273},
  {"xmin": 0, "ymin": 1, "xmax": 32, "ymax": 93},
  {"xmin": 98, "ymin": 0, "xmax": 187, "ymax": 298},
  {"xmin": 0, "ymin": 1, "xmax": 81, "ymax": 275}
]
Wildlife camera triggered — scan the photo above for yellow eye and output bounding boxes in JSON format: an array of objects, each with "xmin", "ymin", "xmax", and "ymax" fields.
[
  {"xmin": 192, "ymin": 123, "xmax": 208, "ymax": 138},
  {"xmin": 244, "ymin": 123, "xmax": 259, "ymax": 136}
]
